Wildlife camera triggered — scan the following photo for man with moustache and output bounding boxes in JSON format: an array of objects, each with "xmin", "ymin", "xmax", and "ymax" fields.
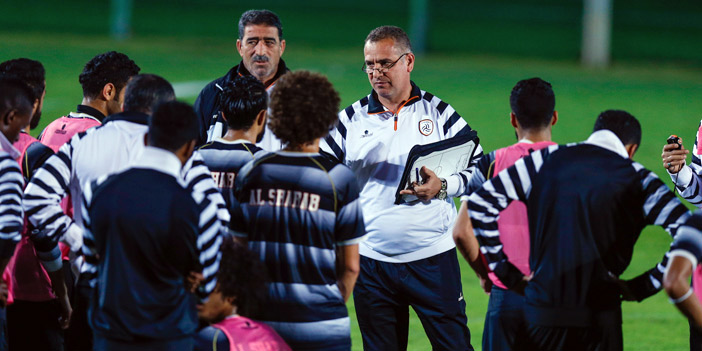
[{"xmin": 195, "ymin": 9, "xmax": 288, "ymax": 151}]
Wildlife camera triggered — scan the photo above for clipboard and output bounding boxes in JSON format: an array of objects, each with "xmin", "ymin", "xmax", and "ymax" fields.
[{"xmin": 394, "ymin": 130, "xmax": 479, "ymax": 204}]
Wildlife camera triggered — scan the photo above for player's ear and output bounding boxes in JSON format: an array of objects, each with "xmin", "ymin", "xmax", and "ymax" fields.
[
  {"xmin": 279, "ymin": 39, "xmax": 286, "ymax": 56},
  {"xmin": 236, "ymin": 39, "xmax": 243, "ymax": 56},
  {"xmin": 1, "ymin": 109, "xmax": 14, "ymax": 126},
  {"xmin": 625, "ymin": 143, "xmax": 638, "ymax": 159},
  {"xmin": 510, "ymin": 112, "xmax": 518, "ymax": 128},
  {"xmin": 102, "ymin": 83, "xmax": 116, "ymax": 101},
  {"xmin": 406, "ymin": 52, "xmax": 415, "ymax": 73},
  {"xmin": 551, "ymin": 111, "xmax": 558, "ymax": 126}
]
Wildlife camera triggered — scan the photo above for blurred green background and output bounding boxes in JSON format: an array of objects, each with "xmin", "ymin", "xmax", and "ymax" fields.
[{"xmin": 2, "ymin": 0, "xmax": 702, "ymax": 349}]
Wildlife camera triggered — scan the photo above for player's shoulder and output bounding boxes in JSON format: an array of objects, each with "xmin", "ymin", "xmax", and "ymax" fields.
[
  {"xmin": 416, "ymin": 87, "xmax": 456, "ymax": 116},
  {"xmin": 339, "ymin": 94, "xmax": 371, "ymax": 122}
]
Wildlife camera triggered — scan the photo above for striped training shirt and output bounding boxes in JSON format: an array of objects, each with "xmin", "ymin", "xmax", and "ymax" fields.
[
  {"xmin": 0, "ymin": 133, "xmax": 23, "ymax": 260},
  {"xmin": 231, "ymin": 151, "xmax": 365, "ymax": 350},
  {"xmin": 24, "ymin": 111, "xmax": 228, "ymax": 294},
  {"xmin": 320, "ymin": 82, "xmax": 483, "ymax": 263},
  {"xmin": 198, "ymin": 139, "xmax": 265, "ymax": 211},
  {"xmin": 468, "ymin": 130, "xmax": 690, "ymax": 326}
]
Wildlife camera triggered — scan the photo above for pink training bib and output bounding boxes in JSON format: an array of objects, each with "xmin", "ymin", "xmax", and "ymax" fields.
[
  {"xmin": 488, "ymin": 141, "xmax": 556, "ymax": 289},
  {"xmin": 40, "ymin": 116, "xmax": 100, "ymax": 152},
  {"xmin": 212, "ymin": 316, "xmax": 291, "ymax": 351}
]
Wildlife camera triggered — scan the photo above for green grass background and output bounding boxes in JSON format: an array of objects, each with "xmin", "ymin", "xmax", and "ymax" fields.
[{"xmin": 3, "ymin": 0, "xmax": 702, "ymax": 349}]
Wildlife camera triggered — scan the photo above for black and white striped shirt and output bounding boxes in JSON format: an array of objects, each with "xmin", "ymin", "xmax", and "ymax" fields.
[
  {"xmin": 0, "ymin": 137, "xmax": 23, "ymax": 260},
  {"xmin": 320, "ymin": 82, "xmax": 483, "ymax": 262},
  {"xmin": 24, "ymin": 112, "xmax": 228, "ymax": 275},
  {"xmin": 468, "ymin": 130, "xmax": 690, "ymax": 324}
]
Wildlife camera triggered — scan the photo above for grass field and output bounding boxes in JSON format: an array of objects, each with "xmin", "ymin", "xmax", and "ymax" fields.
[{"xmin": 3, "ymin": 1, "xmax": 702, "ymax": 350}]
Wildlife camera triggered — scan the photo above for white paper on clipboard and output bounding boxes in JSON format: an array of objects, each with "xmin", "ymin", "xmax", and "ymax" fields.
[{"xmin": 395, "ymin": 131, "xmax": 479, "ymax": 204}]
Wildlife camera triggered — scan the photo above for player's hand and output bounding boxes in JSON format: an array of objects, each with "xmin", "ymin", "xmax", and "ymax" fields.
[
  {"xmin": 480, "ymin": 276, "xmax": 493, "ymax": 295},
  {"xmin": 399, "ymin": 166, "xmax": 442, "ymax": 201},
  {"xmin": 58, "ymin": 293, "xmax": 72, "ymax": 329},
  {"xmin": 512, "ymin": 274, "xmax": 532, "ymax": 296},
  {"xmin": 662, "ymin": 138, "xmax": 688, "ymax": 174},
  {"xmin": 185, "ymin": 271, "xmax": 204, "ymax": 293}
]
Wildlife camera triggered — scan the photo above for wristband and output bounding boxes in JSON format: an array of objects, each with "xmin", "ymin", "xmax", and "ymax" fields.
[{"xmin": 669, "ymin": 288, "xmax": 694, "ymax": 304}]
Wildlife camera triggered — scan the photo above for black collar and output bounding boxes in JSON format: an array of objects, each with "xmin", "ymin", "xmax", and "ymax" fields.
[
  {"xmin": 76, "ymin": 105, "xmax": 107, "ymax": 122},
  {"xmin": 230, "ymin": 59, "xmax": 289, "ymax": 89},
  {"xmin": 102, "ymin": 111, "xmax": 150, "ymax": 126},
  {"xmin": 367, "ymin": 81, "xmax": 422, "ymax": 114}
]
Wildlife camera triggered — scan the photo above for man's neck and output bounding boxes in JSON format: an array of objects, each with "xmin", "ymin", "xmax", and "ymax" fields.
[
  {"xmin": 80, "ymin": 98, "xmax": 108, "ymax": 117},
  {"xmin": 517, "ymin": 128, "xmax": 552, "ymax": 143},
  {"xmin": 283, "ymin": 139, "xmax": 320, "ymax": 153},
  {"xmin": 222, "ymin": 129, "xmax": 257, "ymax": 144}
]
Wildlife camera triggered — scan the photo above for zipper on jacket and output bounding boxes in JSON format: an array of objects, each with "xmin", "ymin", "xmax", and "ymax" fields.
[{"xmin": 394, "ymin": 114, "xmax": 398, "ymax": 131}]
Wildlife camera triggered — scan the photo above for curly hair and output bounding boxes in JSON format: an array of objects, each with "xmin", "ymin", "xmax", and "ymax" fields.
[
  {"xmin": 219, "ymin": 75, "xmax": 267, "ymax": 130},
  {"xmin": 0, "ymin": 58, "xmax": 45, "ymax": 102},
  {"xmin": 79, "ymin": 51, "xmax": 140, "ymax": 99},
  {"xmin": 217, "ymin": 239, "xmax": 268, "ymax": 317},
  {"xmin": 268, "ymin": 71, "xmax": 340, "ymax": 148}
]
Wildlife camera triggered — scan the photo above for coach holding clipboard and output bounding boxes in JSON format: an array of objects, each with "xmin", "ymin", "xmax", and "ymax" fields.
[{"xmin": 321, "ymin": 25, "xmax": 482, "ymax": 350}]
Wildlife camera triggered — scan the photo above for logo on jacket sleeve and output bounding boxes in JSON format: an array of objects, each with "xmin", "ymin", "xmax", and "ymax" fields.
[{"xmin": 419, "ymin": 119, "xmax": 434, "ymax": 136}]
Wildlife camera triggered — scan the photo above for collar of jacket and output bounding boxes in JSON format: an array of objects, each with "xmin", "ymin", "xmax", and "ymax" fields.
[
  {"xmin": 102, "ymin": 111, "xmax": 150, "ymax": 126},
  {"xmin": 76, "ymin": 105, "xmax": 107, "ymax": 122},
  {"xmin": 229, "ymin": 59, "xmax": 290, "ymax": 90},
  {"xmin": 367, "ymin": 81, "xmax": 422, "ymax": 114}
]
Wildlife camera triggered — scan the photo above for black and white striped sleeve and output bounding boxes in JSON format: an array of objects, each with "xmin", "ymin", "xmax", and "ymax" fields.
[
  {"xmin": 438, "ymin": 102, "xmax": 484, "ymax": 197},
  {"xmin": 190, "ymin": 184, "xmax": 223, "ymax": 297},
  {"xmin": 79, "ymin": 176, "xmax": 105, "ymax": 288},
  {"xmin": 320, "ymin": 111, "xmax": 349, "ymax": 164},
  {"xmin": 183, "ymin": 151, "xmax": 230, "ymax": 230},
  {"xmin": 183, "ymin": 151, "xmax": 223, "ymax": 297},
  {"xmin": 23, "ymin": 134, "xmax": 84, "ymax": 272},
  {"xmin": 467, "ymin": 146, "xmax": 554, "ymax": 289},
  {"xmin": 670, "ymin": 120, "xmax": 702, "ymax": 206},
  {"xmin": 625, "ymin": 164, "xmax": 692, "ymax": 301},
  {"xmin": 0, "ymin": 154, "xmax": 24, "ymax": 260},
  {"xmin": 668, "ymin": 212, "xmax": 702, "ymax": 270}
]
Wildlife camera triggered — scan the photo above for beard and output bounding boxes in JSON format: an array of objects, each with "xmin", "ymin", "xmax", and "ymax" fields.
[{"xmin": 30, "ymin": 110, "xmax": 42, "ymax": 130}]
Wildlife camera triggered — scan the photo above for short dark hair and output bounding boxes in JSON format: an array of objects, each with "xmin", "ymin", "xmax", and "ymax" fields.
[
  {"xmin": 269, "ymin": 71, "xmax": 340, "ymax": 147},
  {"xmin": 365, "ymin": 25, "xmax": 412, "ymax": 53},
  {"xmin": 79, "ymin": 51, "xmax": 140, "ymax": 99},
  {"xmin": 148, "ymin": 101, "xmax": 200, "ymax": 152},
  {"xmin": 0, "ymin": 58, "xmax": 45, "ymax": 102},
  {"xmin": 510, "ymin": 78, "xmax": 556, "ymax": 130},
  {"xmin": 219, "ymin": 75, "xmax": 267, "ymax": 130},
  {"xmin": 123, "ymin": 74, "xmax": 175, "ymax": 114},
  {"xmin": 593, "ymin": 110, "xmax": 642, "ymax": 146},
  {"xmin": 0, "ymin": 78, "xmax": 34, "ymax": 122},
  {"xmin": 238, "ymin": 9, "xmax": 283, "ymax": 39},
  {"xmin": 217, "ymin": 240, "xmax": 267, "ymax": 317}
]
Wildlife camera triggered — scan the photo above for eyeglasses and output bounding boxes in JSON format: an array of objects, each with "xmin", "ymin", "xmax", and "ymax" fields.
[{"xmin": 362, "ymin": 53, "xmax": 409, "ymax": 74}]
